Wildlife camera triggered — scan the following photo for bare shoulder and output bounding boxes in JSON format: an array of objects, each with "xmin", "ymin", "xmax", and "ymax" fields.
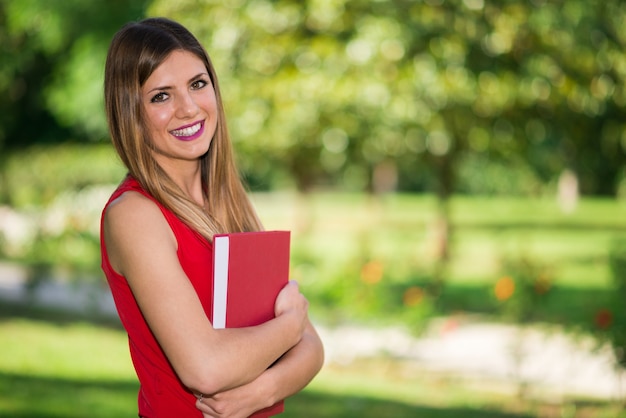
[
  {"xmin": 105, "ymin": 190, "xmax": 158, "ymax": 217},
  {"xmin": 103, "ymin": 191, "xmax": 176, "ymax": 273},
  {"xmin": 104, "ymin": 191, "xmax": 165, "ymax": 232}
]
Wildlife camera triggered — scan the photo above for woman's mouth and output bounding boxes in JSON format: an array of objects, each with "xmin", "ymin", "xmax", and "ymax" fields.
[{"xmin": 170, "ymin": 121, "xmax": 204, "ymax": 141}]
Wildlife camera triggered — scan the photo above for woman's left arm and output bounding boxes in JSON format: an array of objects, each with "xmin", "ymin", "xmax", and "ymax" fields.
[{"xmin": 196, "ymin": 319, "xmax": 324, "ymax": 417}]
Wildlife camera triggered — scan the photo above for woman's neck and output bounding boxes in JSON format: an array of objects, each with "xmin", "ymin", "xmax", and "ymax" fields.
[{"xmin": 155, "ymin": 157, "xmax": 205, "ymax": 206}]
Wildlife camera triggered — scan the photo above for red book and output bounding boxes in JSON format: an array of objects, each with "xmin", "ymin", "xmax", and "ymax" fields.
[{"xmin": 212, "ymin": 230, "xmax": 290, "ymax": 417}]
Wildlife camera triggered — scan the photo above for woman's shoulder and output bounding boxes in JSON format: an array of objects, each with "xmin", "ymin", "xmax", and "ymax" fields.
[
  {"xmin": 102, "ymin": 186, "xmax": 178, "ymax": 276},
  {"xmin": 103, "ymin": 188, "xmax": 176, "ymax": 260},
  {"xmin": 105, "ymin": 188, "xmax": 163, "ymax": 228},
  {"xmin": 105, "ymin": 176, "xmax": 157, "ymax": 218}
]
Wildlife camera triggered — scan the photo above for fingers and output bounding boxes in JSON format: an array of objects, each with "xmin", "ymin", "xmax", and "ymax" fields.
[
  {"xmin": 283, "ymin": 280, "xmax": 299, "ymax": 293},
  {"xmin": 275, "ymin": 280, "xmax": 307, "ymax": 315},
  {"xmin": 196, "ymin": 397, "xmax": 217, "ymax": 417}
]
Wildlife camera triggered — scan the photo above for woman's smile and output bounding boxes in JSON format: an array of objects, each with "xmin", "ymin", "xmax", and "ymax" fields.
[{"xmin": 170, "ymin": 120, "xmax": 205, "ymax": 141}]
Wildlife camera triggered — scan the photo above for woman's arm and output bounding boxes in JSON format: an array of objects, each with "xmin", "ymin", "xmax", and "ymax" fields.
[
  {"xmin": 103, "ymin": 191, "xmax": 308, "ymax": 396},
  {"xmin": 196, "ymin": 319, "xmax": 324, "ymax": 417}
]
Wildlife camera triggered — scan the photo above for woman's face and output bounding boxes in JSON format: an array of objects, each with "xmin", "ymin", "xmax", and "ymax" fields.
[{"xmin": 142, "ymin": 49, "xmax": 218, "ymax": 169}]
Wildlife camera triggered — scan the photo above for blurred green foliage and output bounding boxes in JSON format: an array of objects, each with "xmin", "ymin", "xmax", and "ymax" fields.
[
  {"xmin": 1, "ymin": 144, "xmax": 125, "ymax": 208},
  {"xmin": 148, "ymin": 0, "xmax": 626, "ymax": 196},
  {"xmin": 598, "ymin": 238, "xmax": 626, "ymax": 368},
  {"xmin": 0, "ymin": 0, "xmax": 625, "ymax": 197},
  {"xmin": 0, "ymin": 145, "xmax": 124, "ymax": 278},
  {"xmin": 0, "ymin": 0, "xmax": 149, "ymax": 149},
  {"xmin": 492, "ymin": 255, "xmax": 553, "ymax": 324}
]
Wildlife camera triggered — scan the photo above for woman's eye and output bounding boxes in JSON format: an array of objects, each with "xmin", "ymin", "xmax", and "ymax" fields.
[
  {"xmin": 151, "ymin": 92, "xmax": 168, "ymax": 103},
  {"xmin": 191, "ymin": 79, "xmax": 208, "ymax": 90}
]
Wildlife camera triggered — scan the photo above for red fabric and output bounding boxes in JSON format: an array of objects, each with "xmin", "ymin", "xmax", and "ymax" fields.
[{"xmin": 101, "ymin": 175, "xmax": 212, "ymax": 418}]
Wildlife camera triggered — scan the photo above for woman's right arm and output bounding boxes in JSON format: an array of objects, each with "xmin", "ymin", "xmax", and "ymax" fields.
[{"xmin": 103, "ymin": 191, "xmax": 308, "ymax": 396}]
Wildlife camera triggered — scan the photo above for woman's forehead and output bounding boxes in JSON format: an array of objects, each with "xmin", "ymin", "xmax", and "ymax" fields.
[{"xmin": 144, "ymin": 50, "xmax": 208, "ymax": 88}]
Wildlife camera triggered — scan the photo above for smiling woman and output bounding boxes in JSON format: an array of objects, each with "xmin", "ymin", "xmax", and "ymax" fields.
[{"xmin": 101, "ymin": 17, "xmax": 324, "ymax": 418}]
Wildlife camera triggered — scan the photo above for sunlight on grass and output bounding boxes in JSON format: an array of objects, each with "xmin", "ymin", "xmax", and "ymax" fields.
[
  {"xmin": 0, "ymin": 319, "xmax": 134, "ymax": 380},
  {"xmin": 0, "ymin": 317, "xmax": 533, "ymax": 418},
  {"xmin": 0, "ymin": 319, "xmax": 138, "ymax": 417},
  {"xmin": 309, "ymin": 359, "xmax": 513, "ymax": 409},
  {"xmin": 253, "ymin": 192, "xmax": 625, "ymax": 291},
  {"xmin": 1, "ymin": 314, "xmax": 625, "ymax": 416}
]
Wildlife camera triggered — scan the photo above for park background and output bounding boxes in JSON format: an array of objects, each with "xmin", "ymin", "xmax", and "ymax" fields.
[{"xmin": 1, "ymin": 0, "xmax": 626, "ymax": 416}]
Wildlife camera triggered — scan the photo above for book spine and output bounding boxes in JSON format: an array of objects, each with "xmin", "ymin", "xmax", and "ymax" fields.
[{"xmin": 212, "ymin": 235, "xmax": 230, "ymax": 329}]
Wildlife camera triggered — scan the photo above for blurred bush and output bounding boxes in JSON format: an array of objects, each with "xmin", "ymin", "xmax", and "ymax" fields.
[
  {"xmin": 0, "ymin": 144, "xmax": 125, "ymax": 280},
  {"xmin": 0, "ymin": 144, "xmax": 125, "ymax": 208},
  {"xmin": 492, "ymin": 255, "xmax": 553, "ymax": 324},
  {"xmin": 596, "ymin": 237, "xmax": 626, "ymax": 368},
  {"xmin": 290, "ymin": 233, "xmax": 436, "ymax": 331}
]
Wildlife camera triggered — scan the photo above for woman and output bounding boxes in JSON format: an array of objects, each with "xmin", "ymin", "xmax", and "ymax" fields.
[{"xmin": 100, "ymin": 17, "xmax": 324, "ymax": 418}]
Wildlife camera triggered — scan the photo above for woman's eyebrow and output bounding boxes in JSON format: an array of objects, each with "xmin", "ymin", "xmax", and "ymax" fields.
[
  {"xmin": 189, "ymin": 72, "xmax": 210, "ymax": 81},
  {"xmin": 146, "ymin": 72, "xmax": 209, "ymax": 94}
]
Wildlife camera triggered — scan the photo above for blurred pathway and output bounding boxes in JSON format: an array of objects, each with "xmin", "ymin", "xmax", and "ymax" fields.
[
  {"xmin": 0, "ymin": 262, "xmax": 117, "ymax": 317},
  {"xmin": 0, "ymin": 262, "xmax": 624, "ymax": 401},
  {"xmin": 317, "ymin": 320, "xmax": 625, "ymax": 401}
]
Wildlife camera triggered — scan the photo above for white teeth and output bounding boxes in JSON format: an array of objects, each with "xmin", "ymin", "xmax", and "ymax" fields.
[{"xmin": 171, "ymin": 122, "xmax": 201, "ymax": 137}]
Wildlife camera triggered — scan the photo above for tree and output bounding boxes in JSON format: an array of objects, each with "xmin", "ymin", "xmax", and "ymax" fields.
[
  {"xmin": 146, "ymin": 0, "xmax": 626, "ymax": 295},
  {"xmin": 0, "ymin": 0, "xmax": 149, "ymax": 151}
]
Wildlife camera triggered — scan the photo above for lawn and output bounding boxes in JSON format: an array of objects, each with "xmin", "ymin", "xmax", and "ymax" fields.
[
  {"xmin": 253, "ymin": 192, "xmax": 625, "ymax": 284},
  {"xmin": 252, "ymin": 192, "xmax": 626, "ymax": 329},
  {"xmin": 0, "ymin": 311, "xmax": 623, "ymax": 418},
  {"xmin": 1, "ymin": 192, "xmax": 626, "ymax": 417}
]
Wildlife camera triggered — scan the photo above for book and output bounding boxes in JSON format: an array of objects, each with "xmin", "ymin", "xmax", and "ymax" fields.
[{"xmin": 212, "ymin": 230, "xmax": 291, "ymax": 417}]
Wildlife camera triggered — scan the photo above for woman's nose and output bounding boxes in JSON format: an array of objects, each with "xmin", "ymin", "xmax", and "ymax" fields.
[{"xmin": 176, "ymin": 92, "xmax": 199, "ymax": 118}]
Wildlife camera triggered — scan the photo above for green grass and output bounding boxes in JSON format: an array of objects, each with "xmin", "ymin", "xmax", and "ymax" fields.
[
  {"xmin": 251, "ymin": 192, "xmax": 626, "ymax": 329},
  {"xmin": 252, "ymin": 193, "xmax": 626, "ymax": 279},
  {"xmin": 0, "ymin": 311, "xmax": 623, "ymax": 418},
  {"xmin": 0, "ymin": 317, "xmax": 137, "ymax": 418},
  {"xmin": 2, "ymin": 192, "xmax": 626, "ymax": 416}
]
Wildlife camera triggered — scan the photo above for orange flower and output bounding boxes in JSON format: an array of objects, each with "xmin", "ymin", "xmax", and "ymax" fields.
[
  {"xmin": 494, "ymin": 276, "xmax": 515, "ymax": 301},
  {"xmin": 360, "ymin": 260, "xmax": 383, "ymax": 284},
  {"xmin": 403, "ymin": 286, "xmax": 424, "ymax": 307},
  {"xmin": 595, "ymin": 309, "xmax": 613, "ymax": 329}
]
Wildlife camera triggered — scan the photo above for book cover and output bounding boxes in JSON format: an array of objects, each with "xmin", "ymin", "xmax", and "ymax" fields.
[{"xmin": 212, "ymin": 230, "xmax": 291, "ymax": 417}]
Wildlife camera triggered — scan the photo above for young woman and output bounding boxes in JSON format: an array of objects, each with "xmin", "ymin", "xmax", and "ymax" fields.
[{"xmin": 100, "ymin": 17, "xmax": 324, "ymax": 418}]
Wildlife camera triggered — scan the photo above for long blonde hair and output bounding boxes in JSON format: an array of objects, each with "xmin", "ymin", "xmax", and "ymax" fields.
[{"xmin": 104, "ymin": 17, "xmax": 262, "ymax": 240}]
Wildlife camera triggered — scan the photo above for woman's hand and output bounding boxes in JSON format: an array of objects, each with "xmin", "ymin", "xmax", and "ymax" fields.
[
  {"xmin": 274, "ymin": 281, "xmax": 308, "ymax": 340},
  {"xmin": 196, "ymin": 392, "xmax": 254, "ymax": 418},
  {"xmin": 195, "ymin": 377, "xmax": 271, "ymax": 418}
]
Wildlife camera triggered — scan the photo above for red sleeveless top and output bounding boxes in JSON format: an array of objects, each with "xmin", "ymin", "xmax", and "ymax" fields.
[{"xmin": 101, "ymin": 175, "xmax": 212, "ymax": 417}]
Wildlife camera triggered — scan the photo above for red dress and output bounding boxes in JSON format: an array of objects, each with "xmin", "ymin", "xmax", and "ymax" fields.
[{"xmin": 101, "ymin": 176, "xmax": 211, "ymax": 417}]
